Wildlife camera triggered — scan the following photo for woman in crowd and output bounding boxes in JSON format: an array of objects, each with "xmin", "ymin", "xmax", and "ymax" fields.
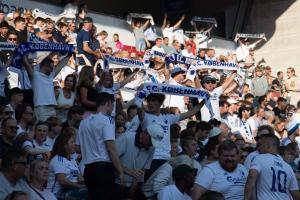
[
  {"xmin": 76, "ymin": 66, "xmax": 97, "ymax": 117},
  {"xmin": 274, "ymin": 119, "xmax": 287, "ymax": 140},
  {"xmin": 29, "ymin": 160, "xmax": 57, "ymax": 200},
  {"xmin": 56, "ymin": 74, "xmax": 76, "ymax": 122},
  {"xmin": 47, "ymin": 129, "xmax": 88, "ymax": 199}
]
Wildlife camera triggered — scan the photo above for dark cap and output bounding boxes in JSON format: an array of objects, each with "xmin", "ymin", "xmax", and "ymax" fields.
[
  {"xmin": 171, "ymin": 67, "xmax": 185, "ymax": 78},
  {"xmin": 0, "ymin": 21, "xmax": 9, "ymax": 28},
  {"xmin": 172, "ymin": 164, "xmax": 197, "ymax": 182},
  {"xmin": 8, "ymin": 87, "xmax": 22, "ymax": 98},
  {"xmin": 83, "ymin": 17, "xmax": 93, "ymax": 23},
  {"xmin": 202, "ymin": 75, "xmax": 217, "ymax": 83}
]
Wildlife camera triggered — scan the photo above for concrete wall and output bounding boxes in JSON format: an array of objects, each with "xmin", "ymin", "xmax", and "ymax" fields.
[{"xmin": 245, "ymin": 0, "xmax": 299, "ymax": 74}]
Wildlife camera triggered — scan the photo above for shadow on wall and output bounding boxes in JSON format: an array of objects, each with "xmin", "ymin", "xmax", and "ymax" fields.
[{"xmin": 245, "ymin": 0, "xmax": 297, "ymax": 50}]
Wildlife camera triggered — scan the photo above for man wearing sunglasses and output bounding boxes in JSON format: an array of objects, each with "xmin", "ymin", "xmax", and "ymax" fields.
[
  {"xmin": 0, "ymin": 117, "xmax": 18, "ymax": 161},
  {"xmin": 200, "ymin": 73, "xmax": 237, "ymax": 122},
  {"xmin": 0, "ymin": 150, "xmax": 34, "ymax": 199}
]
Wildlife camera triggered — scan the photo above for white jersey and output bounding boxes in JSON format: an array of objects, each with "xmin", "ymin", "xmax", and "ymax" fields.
[
  {"xmin": 195, "ymin": 161, "xmax": 248, "ymax": 200},
  {"xmin": 158, "ymin": 184, "xmax": 191, "ymax": 200},
  {"xmin": 47, "ymin": 155, "xmax": 80, "ymax": 195},
  {"xmin": 244, "ymin": 150, "xmax": 259, "ymax": 170},
  {"xmin": 200, "ymin": 86, "xmax": 223, "ymax": 122},
  {"xmin": 250, "ymin": 153, "xmax": 299, "ymax": 200},
  {"xmin": 76, "ymin": 112, "xmax": 115, "ymax": 164},
  {"xmin": 142, "ymin": 112, "xmax": 180, "ymax": 160}
]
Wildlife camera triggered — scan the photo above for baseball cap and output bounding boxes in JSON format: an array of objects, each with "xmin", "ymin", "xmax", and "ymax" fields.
[
  {"xmin": 285, "ymin": 120, "xmax": 300, "ymax": 135},
  {"xmin": 146, "ymin": 124, "xmax": 164, "ymax": 148},
  {"xmin": 172, "ymin": 164, "xmax": 198, "ymax": 182},
  {"xmin": 227, "ymin": 98, "xmax": 239, "ymax": 104},
  {"xmin": 202, "ymin": 75, "xmax": 217, "ymax": 83},
  {"xmin": 171, "ymin": 67, "xmax": 185, "ymax": 78},
  {"xmin": 83, "ymin": 17, "xmax": 93, "ymax": 23},
  {"xmin": 209, "ymin": 127, "xmax": 222, "ymax": 138}
]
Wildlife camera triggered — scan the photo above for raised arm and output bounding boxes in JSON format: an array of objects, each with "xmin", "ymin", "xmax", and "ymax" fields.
[
  {"xmin": 179, "ymin": 100, "xmax": 205, "ymax": 121},
  {"xmin": 244, "ymin": 169, "xmax": 259, "ymax": 200},
  {"xmin": 53, "ymin": 53, "xmax": 72, "ymax": 77},
  {"xmin": 173, "ymin": 15, "xmax": 185, "ymax": 29},
  {"xmin": 22, "ymin": 55, "xmax": 34, "ymax": 80},
  {"xmin": 221, "ymin": 72, "xmax": 237, "ymax": 91},
  {"xmin": 142, "ymin": 19, "xmax": 151, "ymax": 30},
  {"xmin": 161, "ymin": 13, "xmax": 168, "ymax": 29},
  {"xmin": 119, "ymin": 69, "xmax": 139, "ymax": 88}
]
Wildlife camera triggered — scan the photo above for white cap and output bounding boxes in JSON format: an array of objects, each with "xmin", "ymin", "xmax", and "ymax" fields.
[
  {"xmin": 146, "ymin": 124, "xmax": 164, "ymax": 148},
  {"xmin": 285, "ymin": 120, "xmax": 300, "ymax": 135},
  {"xmin": 227, "ymin": 98, "xmax": 239, "ymax": 104},
  {"xmin": 209, "ymin": 127, "xmax": 222, "ymax": 138}
]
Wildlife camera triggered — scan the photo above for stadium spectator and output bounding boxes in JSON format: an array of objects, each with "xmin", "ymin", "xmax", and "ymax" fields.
[
  {"xmin": 0, "ymin": 21, "xmax": 9, "ymax": 42},
  {"xmin": 158, "ymin": 164, "xmax": 196, "ymax": 200},
  {"xmin": 0, "ymin": 150, "xmax": 33, "ymax": 199},
  {"xmin": 244, "ymin": 134, "xmax": 300, "ymax": 200},
  {"xmin": 192, "ymin": 140, "xmax": 248, "ymax": 200},
  {"xmin": 285, "ymin": 67, "xmax": 300, "ymax": 106},
  {"xmin": 28, "ymin": 160, "xmax": 57, "ymax": 200}
]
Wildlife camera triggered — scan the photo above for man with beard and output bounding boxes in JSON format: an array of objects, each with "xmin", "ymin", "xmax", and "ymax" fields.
[
  {"xmin": 244, "ymin": 134, "xmax": 300, "ymax": 200},
  {"xmin": 191, "ymin": 140, "xmax": 248, "ymax": 200},
  {"xmin": 15, "ymin": 103, "xmax": 34, "ymax": 135}
]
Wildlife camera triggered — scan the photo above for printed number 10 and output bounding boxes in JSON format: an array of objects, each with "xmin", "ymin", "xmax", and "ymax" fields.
[{"xmin": 270, "ymin": 167, "xmax": 287, "ymax": 193}]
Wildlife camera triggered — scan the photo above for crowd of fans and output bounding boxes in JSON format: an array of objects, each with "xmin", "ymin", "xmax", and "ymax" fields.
[{"xmin": 0, "ymin": 1, "xmax": 300, "ymax": 200}]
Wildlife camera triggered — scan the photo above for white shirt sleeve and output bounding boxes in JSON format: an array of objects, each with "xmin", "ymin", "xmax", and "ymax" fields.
[
  {"xmin": 153, "ymin": 164, "xmax": 173, "ymax": 194},
  {"xmin": 51, "ymin": 157, "xmax": 67, "ymax": 174},
  {"xmin": 157, "ymin": 186, "xmax": 172, "ymax": 200},
  {"xmin": 167, "ymin": 114, "xmax": 180, "ymax": 125},
  {"xmin": 214, "ymin": 86, "xmax": 224, "ymax": 97},
  {"xmin": 195, "ymin": 166, "xmax": 215, "ymax": 189},
  {"xmin": 249, "ymin": 156, "xmax": 262, "ymax": 173},
  {"xmin": 289, "ymin": 172, "xmax": 299, "ymax": 191}
]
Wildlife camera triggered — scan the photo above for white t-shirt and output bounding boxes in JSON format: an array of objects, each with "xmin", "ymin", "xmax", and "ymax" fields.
[
  {"xmin": 164, "ymin": 79, "xmax": 185, "ymax": 113},
  {"xmin": 125, "ymin": 115, "xmax": 140, "ymax": 132},
  {"xmin": 181, "ymin": 49, "xmax": 195, "ymax": 58},
  {"xmin": 142, "ymin": 112, "xmax": 180, "ymax": 160},
  {"xmin": 195, "ymin": 161, "xmax": 248, "ymax": 200},
  {"xmin": 76, "ymin": 112, "xmax": 115, "ymax": 164},
  {"xmin": 151, "ymin": 45, "xmax": 166, "ymax": 55},
  {"xmin": 233, "ymin": 119, "xmax": 254, "ymax": 141},
  {"xmin": 201, "ymin": 86, "xmax": 223, "ymax": 122},
  {"xmin": 173, "ymin": 29, "xmax": 186, "ymax": 44},
  {"xmin": 250, "ymin": 153, "xmax": 299, "ymax": 200},
  {"xmin": 47, "ymin": 155, "xmax": 80, "ymax": 195},
  {"xmin": 158, "ymin": 184, "xmax": 191, "ymax": 200},
  {"xmin": 162, "ymin": 27, "xmax": 174, "ymax": 44},
  {"xmin": 32, "ymin": 68, "xmax": 56, "ymax": 106},
  {"xmin": 236, "ymin": 43, "xmax": 256, "ymax": 62},
  {"xmin": 244, "ymin": 150, "xmax": 259, "ymax": 170}
]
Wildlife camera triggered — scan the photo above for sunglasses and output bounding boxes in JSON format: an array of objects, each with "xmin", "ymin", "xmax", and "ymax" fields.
[
  {"xmin": 8, "ymin": 38, "xmax": 17, "ymax": 41},
  {"xmin": 7, "ymin": 126, "xmax": 19, "ymax": 130},
  {"xmin": 205, "ymin": 81, "xmax": 216, "ymax": 84},
  {"xmin": 4, "ymin": 111, "xmax": 13, "ymax": 115}
]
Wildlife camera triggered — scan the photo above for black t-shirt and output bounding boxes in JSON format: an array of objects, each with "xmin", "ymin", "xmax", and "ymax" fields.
[
  {"xmin": 0, "ymin": 36, "xmax": 6, "ymax": 42},
  {"xmin": 15, "ymin": 29, "xmax": 28, "ymax": 43},
  {"xmin": 273, "ymin": 106, "xmax": 286, "ymax": 119},
  {"xmin": 78, "ymin": 84, "xmax": 98, "ymax": 111}
]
